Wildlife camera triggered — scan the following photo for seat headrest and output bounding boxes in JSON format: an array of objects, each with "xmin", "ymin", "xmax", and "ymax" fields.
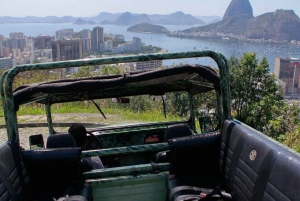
[
  {"xmin": 46, "ymin": 134, "xmax": 76, "ymax": 148},
  {"xmin": 164, "ymin": 124, "xmax": 192, "ymax": 141}
]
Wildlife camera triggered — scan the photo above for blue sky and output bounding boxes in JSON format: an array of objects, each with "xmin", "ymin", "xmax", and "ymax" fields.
[{"xmin": 1, "ymin": 0, "xmax": 299, "ymax": 18}]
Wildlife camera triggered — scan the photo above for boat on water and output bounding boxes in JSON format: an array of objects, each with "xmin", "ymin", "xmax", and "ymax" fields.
[{"xmin": 0, "ymin": 50, "xmax": 300, "ymax": 201}]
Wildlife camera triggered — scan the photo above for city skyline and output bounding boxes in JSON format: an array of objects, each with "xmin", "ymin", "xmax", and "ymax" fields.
[{"xmin": 1, "ymin": 0, "xmax": 300, "ymax": 18}]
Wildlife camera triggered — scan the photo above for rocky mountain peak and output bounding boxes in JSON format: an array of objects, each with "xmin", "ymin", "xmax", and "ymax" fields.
[{"xmin": 223, "ymin": 0, "xmax": 253, "ymax": 20}]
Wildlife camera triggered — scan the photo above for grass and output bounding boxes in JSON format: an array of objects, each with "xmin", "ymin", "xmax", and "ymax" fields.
[{"xmin": 0, "ymin": 102, "xmax": 185, "ymax": 125}]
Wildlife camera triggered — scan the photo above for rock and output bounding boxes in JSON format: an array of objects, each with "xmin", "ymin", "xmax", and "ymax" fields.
[
  {"xmin": 223, "ymin": 0, "xmax": 253, "ymax": 20},
  {"xmin": 244, "ymin": 10, "xmax": 300, "ymax": 41}
]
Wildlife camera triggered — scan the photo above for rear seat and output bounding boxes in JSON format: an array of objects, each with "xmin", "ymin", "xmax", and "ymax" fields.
[
  {"xmin": 262, "ymin": 148, "xmax": 300, "ymax": 201},
  {"xmin": 0, "ymin": 140, "xmax": 92, "ymax": 201},
  {"xmin": 166, "ymin": 132, "xmax": 221, "ymax": 201},
  {"xmin": 0, "ymin": 141, "xmax": 29, "ymax": 201},
  {"xmin": 166, "ymin": 120, "xmax": 300, "ymax": 201}
]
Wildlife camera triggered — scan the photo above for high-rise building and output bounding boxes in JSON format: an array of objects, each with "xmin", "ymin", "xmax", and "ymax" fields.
[
  {"xmin": 2, "ymin": 38, "xmax": 27, "ymax": 52},
  {"xmin": 9, "ymin": 32, "xmax": 24, "ymax": 39},
  {"xmin": 12, "ymin": 48, "xmax": 21, "ymax": 59},
  {"xmin": 34, "ymin": 36, "xmax": 54, "ymax": 49},
  {"xmin": 7, "ymin": 39, "xmax": 18, "ymax": 50},
  {"xmin": 104, "ymin": 33, "xmax": 114, "ymax": 40},
  {"xmin": 136, "ymin": 60, "xmax": 163, "ymax": 71},
  {"xmin": 133, "ymin": 37, "xmax": 142, "ymax": 52},
  {"xmin": 274, "ymin": 57, "xmax": 300, "ymax": 94},
  {"xmin": 82, "ymin": 29, "xmax": 92, "ymax": 50},
  {"xmin": 83, "ymin": 39, "xmax": 92, "ymax": 50},
  {"xmin": 18, "ymin": 38, "xmax": 27, "ymax": 51},
  {"xmin": 2, "ymin": 48, "xmax": 10, "ymax": 57},
  {"xmin": 82, "ymin": 29, "xmax": 91, "ymax": 40},
  {"xmin": 92, "ymin": 26, "xmax": 104, "ymax": 53},
  {"xmin": 105, "ymin": 40, "xmax": 113, "ymax": 52},
  {"xmin": 115, "ymin": 35, "xmax": 124, "ymax": 41},
  {"xmin": 0, "ymin": 42, "xmax": 3, "ymax": 58},
  {"xmin": 55, "ymin": 29, "xmax": 73, "ymax": 40},
  {"xmin": 51, "ymin": 39, "xmax": 83, "ymax": 62}
]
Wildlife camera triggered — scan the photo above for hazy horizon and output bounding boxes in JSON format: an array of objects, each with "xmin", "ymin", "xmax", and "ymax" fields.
[{"xmin": 1, "ymin": 0, "xmax": 299, "ymax": 18}]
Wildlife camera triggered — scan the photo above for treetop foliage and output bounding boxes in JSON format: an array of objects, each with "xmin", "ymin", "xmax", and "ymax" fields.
[{"xmin": 229, "ymin": 52, "xmax": 300, "ymax": 148}]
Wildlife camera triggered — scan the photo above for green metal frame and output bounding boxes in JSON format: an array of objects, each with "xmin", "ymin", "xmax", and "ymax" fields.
[
  {"xmin": 83, "ymin": 163, "xmax": 170, "ymax": 179},
  {"xmin": 0, "ymin": 50, "xmax": 230, "ymax": 142},
  {"xmin": 82, "ymin": 143, "xmax": 169, "ymax": 158}
]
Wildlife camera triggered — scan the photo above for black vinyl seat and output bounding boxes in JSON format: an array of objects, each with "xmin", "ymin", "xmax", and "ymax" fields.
[
  {"xmin": 166, "ymin": 120, "xmax": 300, "ymax": 201},
  {"xmin": 46, "ymin": 134, "xmax": 76, "ymax": 148},
  {"xmin": 26, "ymin": 132, "xmax": 92, "ymax": 200},
  {"xmin": 0, "ymin": 141, "xmax": 92, "ymax": 201},
  {"xmin": 153, "ymin": 124, "xmax": 194, "ymax": 163},
  {"xmin": 166, "ymin": 132, "xmax": 221, "ymax": 201},
  {"xmin": 164, "ymin": 124, "xmax": 193, "ymax": 141},
  {"xmin": 0, "ymin": 141, "xmax": 30, "ymax": 201}
]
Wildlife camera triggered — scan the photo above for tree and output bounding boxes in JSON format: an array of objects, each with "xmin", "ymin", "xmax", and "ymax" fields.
[
  {"xmin": 13, "ymin": 70, "xmax": 59, "ymax": 89},
  {"xmin": 229, "ymin": 53, "xmax": 286, "ymax": 136},
  {"xmin": 72, "ymin": 66, "xmax": 94, "ymax": 78},
  {"xmin": 194, "ymin": 91, "xmax": 217, "ymax": 125},
  {"xmin": 269, "ymin": 103, "xmax": 300, "ymax": 140},
  {"xmin": 100, "ymin": 65, "xmax": 122, "ymax": 75},
  {"xmin": 167, "ymin": 92, "xmax": 190, "ymax": 117}
]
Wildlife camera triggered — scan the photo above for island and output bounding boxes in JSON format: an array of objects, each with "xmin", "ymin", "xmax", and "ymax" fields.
[
  {"xmin": 127, "ymin": 23, "xmax": 169, "ymax": 34},
  {"xmin": 73, "ymin": 18, "xmax": 97, "ymax": 25}
]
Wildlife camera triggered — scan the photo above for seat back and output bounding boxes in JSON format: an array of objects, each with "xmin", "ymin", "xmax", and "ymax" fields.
[
  {"xmin": 22, "ymin": 147, "xmax": 82, "ymax": 198},
  {"xmin": 46, "ymin": 134, "xmax": 76, "ymax": 148},
  {"xmin": 164, "ymin": 124, "xmax": 193, "ymax": 141},
  {"xmin": 262, "ymin": 149, "xmax": 300, "ymax": 201},
  {"xmin": 221, "ymin": 120, "xmax": 300, "ymax": 201},
  {"xmin": 0, "ymin": 141, "xmax": 30, "ymax": 201},
  {"xmin": 168, "ymin": 132, "xmax": 221, "ymax": 187}
]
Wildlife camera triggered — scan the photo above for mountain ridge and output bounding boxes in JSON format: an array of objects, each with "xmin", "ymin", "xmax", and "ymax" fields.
[
  {"xmin": 244, "ymin": 10, "xmax": 300, "ymax": 41},
  {"xmin": 223, "ymin": 0, "xmax": 253, "ymax": 20},
  {"xmin": 148, "ymin": 11, "xmax": 204, "ymax": 25},
  {"xmin": 111, "ymin": 12, "xmax": 151, "ymax": 26},
  {"xmin": 0, "ymin": 11, "xmax": 207, "ymax": 26}
]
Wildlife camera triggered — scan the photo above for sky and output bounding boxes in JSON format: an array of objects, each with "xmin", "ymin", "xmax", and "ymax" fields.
[{"xmin": 1, "ymin": 0, "xmax": 299, "ymax": 18}]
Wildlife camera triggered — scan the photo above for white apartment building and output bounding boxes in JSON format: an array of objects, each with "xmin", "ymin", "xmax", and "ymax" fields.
[
  {"xmin": 136, "ymin": 60, "xmax": 163, "ymax": 71},
  {"xmin": 0, "ymin": 57, "xmax": 14, "ymax": 69},
  {"xmin": 105, "ymin": 40, "xmax": 113, "ymax": 52}
]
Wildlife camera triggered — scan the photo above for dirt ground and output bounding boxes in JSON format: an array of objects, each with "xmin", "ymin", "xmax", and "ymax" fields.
[{"xmin": 0, "ymin": 113, "xmax": 135, "ymax": 149}]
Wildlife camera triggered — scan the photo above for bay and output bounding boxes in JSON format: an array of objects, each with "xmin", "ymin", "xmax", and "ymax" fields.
[{"xmin": 1, "ymin": 23, "xmax": 300, "ymax": 72}]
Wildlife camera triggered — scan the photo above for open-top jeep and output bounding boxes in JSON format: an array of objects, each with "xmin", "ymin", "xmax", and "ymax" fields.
[{"xmin": 0, "ymin": 51, "xmax": 299, "ymax": 201}]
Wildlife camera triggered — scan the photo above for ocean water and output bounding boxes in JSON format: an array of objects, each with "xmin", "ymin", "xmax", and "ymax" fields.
[{"xmin": 1, "ymin": 23, "xmax": 300, "ymax": 71}]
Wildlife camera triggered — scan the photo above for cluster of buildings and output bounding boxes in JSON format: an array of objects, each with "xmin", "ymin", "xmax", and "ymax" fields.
[
  {"xmin": 168, "ymin": 31, "xmax": 300, "ymax": 45},
  {"xmin": 110, "ymin": 60, "xmax": 163, "ymax": 73},
  {"xmin": 275, "ymin": 57, "xmax": 300, "ymax": 98},
  {"xmin": 0, "ymin": 27, "xmax": 163, "ymax": 76},
  {"xmin": 51, "ymin": 26, "xmax": 142, "ymax": 63},
  {"xmin": 0, "ymin": 26, "xmax": 144, "ymax": 69}
]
